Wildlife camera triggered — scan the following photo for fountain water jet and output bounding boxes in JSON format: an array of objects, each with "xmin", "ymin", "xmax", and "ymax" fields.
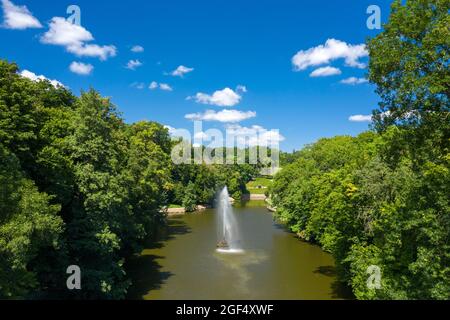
[{"xmin": 216, "ymin": 187, "xmax": 244, "ymax": 254}]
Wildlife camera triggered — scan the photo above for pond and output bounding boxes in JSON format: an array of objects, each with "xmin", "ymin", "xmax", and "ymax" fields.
[{"xmin": 127, "ymin": 203, "xmax": 350, "ymax": 300}]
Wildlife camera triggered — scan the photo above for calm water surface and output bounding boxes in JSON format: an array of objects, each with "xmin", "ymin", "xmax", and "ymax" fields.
[{"xmin": 127, "ymin": 204, "xmax": 349, "ymax": 300}]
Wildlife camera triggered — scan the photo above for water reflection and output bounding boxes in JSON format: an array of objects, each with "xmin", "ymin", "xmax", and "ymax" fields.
[{"xmin": 214, "ymin": 250, "xmax": 268, "ymax": 295}]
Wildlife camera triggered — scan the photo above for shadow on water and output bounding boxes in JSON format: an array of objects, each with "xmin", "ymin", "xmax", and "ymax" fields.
[
  {"xmin": 314, "ymin": 265, "xmax": 354, "ymax": 300},
  {"xmin": 126, "ymin": 254, "xmax": 172, "ymax": 300},
  {"xmin": 145, "ymin": 217, "xmax": 192, "ymax": 249},
  {"xmin": 315, "ymin": 265, "xmax": 336, "ymax": 277},
  {"xmin": 126, "ymin": 218, "xmax": 191, "ymax": 300}
]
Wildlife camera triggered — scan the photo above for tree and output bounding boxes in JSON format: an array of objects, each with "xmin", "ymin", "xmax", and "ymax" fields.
[
  {"xmin": 183, "ymin": 182, "xmax": 198, "ymax": 212},
  {"xmin": 123, "ymin": 121, "xmax": 173, "ymax": 252},
  {"xmin": 0, "ymin": 144, "xmax": 63, "ymax": 298},
  {"xmin": 366, "ymin": 0, "xmax": 450, "ymax": 299},
  {"xmin": 368, "ymin": 0, "xmax": 449, "ymax": 163}
]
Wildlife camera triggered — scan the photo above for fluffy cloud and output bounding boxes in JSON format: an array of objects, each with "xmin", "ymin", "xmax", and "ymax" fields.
[
  {"xmin": 164, "ymin": 125, "xmax": 190, "ymax": 139},
  {"xmin": 164, "ymin": 125, "xmax": 180, "ymax": 137},
  {"xmin": 340, "ymin": 77, "xmax": 369, "ymax": 85},
  {"xmin": 20, "ymin": 69, "xmax": 64, "ymax": 88},
  {"xmin": 149, "ymin": 81, "xmax": 173, "ymax": 91},
  {"xmin": 1, "ymin": 0, "xmax": 42, "ymax": 29},
  {"xmin": 68, "ymin": 44, "xmax": 116, "ymax": 60},
  {"xmin": 69, "ymin": 61, "xmax": 93, "ymax": 75},
  {"xmin": 126, "ymin": 59, "xmax": 142, "ymax": 70},
  {"xmin": 164, "ymin": 125, "xmax": 176, "ymax": 135},
  {"xmin": 171, "ymin": 65, "xmax": 194, "ymax": 77},
  {"xmin": 41, "ymin": 17, "xmax": 92, "ymax": 45},
  {"xmin": 165, "ymin": 124, "xmax": 284, "ymax": 148},
  {"xmin": 41, "ymin": 17, "xmax": 116, "ymax": 60},
  {"xmin": 310, "ymin": 66, "xmax": 342, "ymax": 77},
  {"xmin": 185, "ymin": 109, "xmax": 256, "ymax": 123},
  {"xmin": 189, "ymin": 87, "xmax": 243, "ymax": 107},
  {"xmin": 236, "ymin": 85, "xmax": 247, "ymax": 93},
  {"xmin": 159, "ymin": 83, "xmax": 173, "ymax": 91},
  {"xmin": 349, "ymin": 114, "xmax": 373, "ymax": 122},
  {"xmin": 131, "ymin": 45, "xmax": 144, "ymax": 53},
  {"xmin": 292, "ymin": 39, "xmax": 368, "ymax": 71},
  {"xmin": 149, "ymin": 81, "xmax": 158, "ymax": 90},
  {"xmin": 226, "ymin": 124, "xmax": 285, "ymax": 147}
]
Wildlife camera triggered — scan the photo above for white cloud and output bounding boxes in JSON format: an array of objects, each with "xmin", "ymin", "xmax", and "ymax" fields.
[
  {"xmin": 171, "ymin": 65, "xmax": 194, "ymax": 77},
  {"xmin": 41, "ymin": 17, "xmax": 116, "ymax": 60},
  {"xmin": 164, "ymin": 125, "xmax": 177, "ymax": 135},
  {"xmin": 41, "ymin": 17, "xmax": 92, "ymax": 46},
  {"xmin": 159, "ymin": 83, "xmax": 173, "ymax": 91},
  {"xmin": 69, "ymin": 61, "xmax": 93, "ymax": 75},
  {"xmin": 236, "ymin": 85, "xmax": 247, "ymax": 93},
  {"xmin": 310, "ymin": 66, "xmax": 342, "ymax": 77},
  {"xmin": 149, "ymin": 81, "xmax": 173, "ymax": 91},
  {"xmin": 19, "ymin": 69, "xmax": 64, "ymax": 88},
  {"xmin": 149, "ymin": 81, "xmax": 158, "ymax": 90},
  {"xmin": 349, "ymin": 114, "xmax": 373, "ymax": 122},
  {"xmin": 340, "ymin": 77, "xmax": 369, "ymax": 85},
  {"xmin": 68, "ymin": 43, "xmax": 116, "ymax": 60},
  {"xmin": 164, "ymin": 125, "xmax": 175, "ymax": 134},
  {"xmin": 131, "ymin": 45, "xmax": 144, "ymax": 53},
  {"xmin": 226, "ymin": 124, "xmax": 285, "ymax": 147},
  {"xmin": 165, "ymin": 125, "xmax": 180, "ymax": 137},
  {"xmin": 1, "ymin": 0, "xmax": 42, "ymax": 29},
  {"xmin": 126, "ymin": 59, "xmax": 142, "ymax": 70},
  {"xmin": 189, "ymin": 87, "xmax": 242, "ymax": 107},
  {"xmin": 185, "ymin": 109, "xmax": 256, "ymax": 123},
  {"xmin": 292, "ymin": 39, "xmax": 368, "ymax": 71},
  {"xmin": 164, "ymin": 125, "xmax": 189, "ymax": 139}
]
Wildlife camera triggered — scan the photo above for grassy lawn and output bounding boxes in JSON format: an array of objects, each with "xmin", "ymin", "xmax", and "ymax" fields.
[
  {"xmin": 168, "ymin": 204, "xmax": 183, "ymax": 209},
  {"xmin": 247, "ymin": 188, "xmax": 267, "ymax": 194},
  {"xmin": 246, "ymin": 177, "xmax": 273, "ymax": 194}
]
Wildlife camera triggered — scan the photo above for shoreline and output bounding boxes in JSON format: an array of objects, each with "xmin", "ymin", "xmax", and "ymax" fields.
[{"xmin": 163, "ymin": 194, "xmax": 273, "ymax": 216}]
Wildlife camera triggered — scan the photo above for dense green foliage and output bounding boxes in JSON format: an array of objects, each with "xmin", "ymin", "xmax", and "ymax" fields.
[
  {"xmin": 169, "ymin": 161, "xmax": 255, "ymax": 209},
  {"xmin": 0, "ymin": 60, "xmax": 257, "ymax": 299},
  {"xmin": 270, "ymin": 0, "xmax": 449, "ymax": 299}
]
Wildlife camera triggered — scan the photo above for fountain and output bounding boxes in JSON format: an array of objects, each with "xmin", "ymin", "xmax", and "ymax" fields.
[{"xmin": 216, "ymin": 187, "xmax": 244, "ymax": 254}]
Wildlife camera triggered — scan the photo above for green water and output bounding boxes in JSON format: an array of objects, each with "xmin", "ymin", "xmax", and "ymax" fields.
[{"xmin": 127, "ymin": 205, "xmax": 350, "ymax": 300}]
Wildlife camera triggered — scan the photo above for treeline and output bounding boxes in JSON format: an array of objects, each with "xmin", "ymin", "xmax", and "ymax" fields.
[
  {"xmin": 0, "ymin": 60, "xmax": 257, "ymax": 299},
  {"xmin": 170, "ymin": 163, "xmax": 258, "ymax": 211},
  {"xmin": 270, "ymin": 0, "xmax": 449, "ymax": 299}
]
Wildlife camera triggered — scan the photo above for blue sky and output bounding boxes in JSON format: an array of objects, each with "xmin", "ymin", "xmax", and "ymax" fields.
[{"xmin": 0, "ymin": 0, "xmax": 392, "ymax": 151}]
